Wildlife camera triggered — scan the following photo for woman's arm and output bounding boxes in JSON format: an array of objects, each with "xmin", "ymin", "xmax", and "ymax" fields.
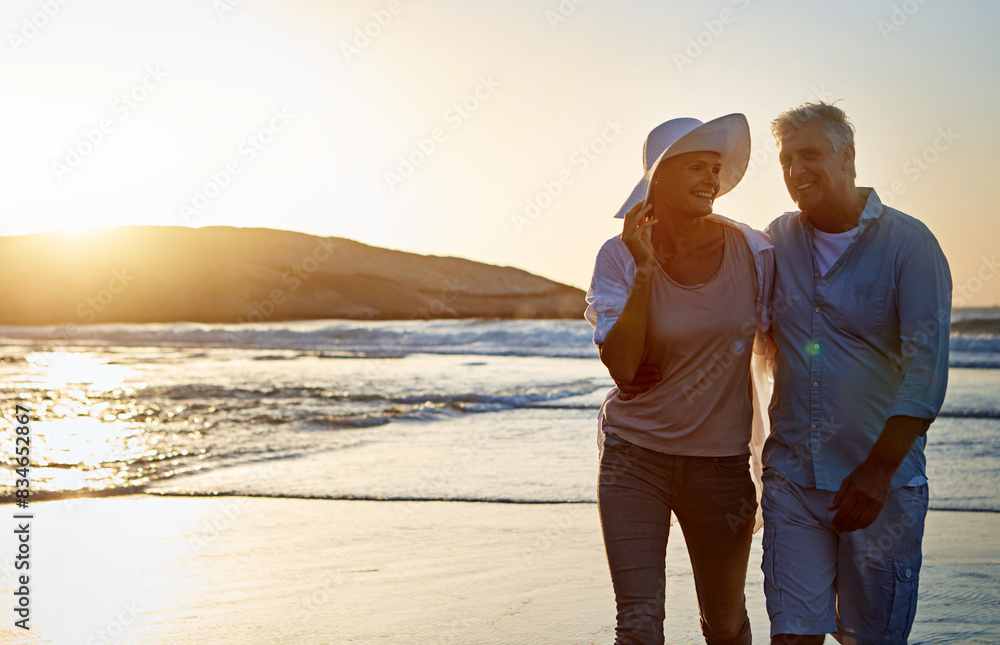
[{"xmin": 599, "ymin": 202, "xmax": 657, "ymax": 384}]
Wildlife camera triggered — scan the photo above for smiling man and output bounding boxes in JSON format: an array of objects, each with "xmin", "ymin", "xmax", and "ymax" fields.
[{"xmin": 761, "ymin": 103, "xmax": 952, "ymax": 644}]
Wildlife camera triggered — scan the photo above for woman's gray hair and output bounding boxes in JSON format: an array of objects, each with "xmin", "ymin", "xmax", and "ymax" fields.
[{"xmin": 771, "ymin": 102, "xmax": 856, "ymax": 178}]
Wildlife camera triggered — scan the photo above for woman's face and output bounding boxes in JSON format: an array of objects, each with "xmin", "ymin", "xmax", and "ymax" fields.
[{"xmin": 649, "ymin": 150, "xmax": 722, "ymax": 218}]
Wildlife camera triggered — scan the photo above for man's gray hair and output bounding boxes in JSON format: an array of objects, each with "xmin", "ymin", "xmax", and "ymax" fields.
[{"xmin": 771, "ymin": 102, "xmax": 857, "ymax": 178}]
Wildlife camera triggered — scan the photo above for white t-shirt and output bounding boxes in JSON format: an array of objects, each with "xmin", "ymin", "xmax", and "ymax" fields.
[{"xmin": 812, "ymin": 226, "xmax": 858, "ymax": 277}]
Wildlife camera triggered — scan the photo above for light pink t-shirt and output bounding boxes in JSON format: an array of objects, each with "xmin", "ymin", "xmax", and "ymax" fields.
[{"xmin": 601, "ymin": 226, "xmax": 758, "ymax": 457}]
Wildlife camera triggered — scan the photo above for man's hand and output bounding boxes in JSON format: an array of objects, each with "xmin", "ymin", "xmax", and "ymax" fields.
[
  {"xmin": 828, "ymin": 460, "xmax": 893, "ymax": 533},
  {"xmin": 829, "ymin": 415, "xmax": 928, "ymax": 533},
  {"xmin": 615, "ymin": 363, "xmax": 660, "ymax": 401}
]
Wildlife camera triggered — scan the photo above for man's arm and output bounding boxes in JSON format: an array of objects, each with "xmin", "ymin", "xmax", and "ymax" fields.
[{"xmin": 614, "ymin": 363, "xmax": 661, "ymax": 400}]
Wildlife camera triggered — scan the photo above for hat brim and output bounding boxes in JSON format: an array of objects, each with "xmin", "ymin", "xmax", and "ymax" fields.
[{"xmin": 613, "ymin": 113, "xmax": 750, "ymax": 218}]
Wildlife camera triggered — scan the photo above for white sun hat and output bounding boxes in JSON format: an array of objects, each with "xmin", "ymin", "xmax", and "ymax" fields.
[{"xmin": 613, "ymin": 113, "xmax": 751, "ymax": 219}]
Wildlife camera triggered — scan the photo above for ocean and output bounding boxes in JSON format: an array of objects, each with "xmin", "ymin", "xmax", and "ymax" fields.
[{"xmin": 1, "ymin": 310, "xmax": 998, "ymax": 511}]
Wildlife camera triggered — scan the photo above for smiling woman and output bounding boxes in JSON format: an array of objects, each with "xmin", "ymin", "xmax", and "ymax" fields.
[{"xmin": 586, "ymin": 114, "xmax": 772, "ymax": 645}]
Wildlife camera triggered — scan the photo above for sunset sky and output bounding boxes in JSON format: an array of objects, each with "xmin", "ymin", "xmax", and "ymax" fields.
[{"xmin": 3, "ymin": 0, "xmax": 998, "ymax": 305}]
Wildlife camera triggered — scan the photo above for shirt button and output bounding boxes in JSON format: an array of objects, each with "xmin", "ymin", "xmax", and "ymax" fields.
[
  {"xmin": 814, "ymin": 272, "xmax": 820, "ymax": 278},
  {"xmin": 813, "ymin": 343, "xmax": 820, "ymax": 350},
  {"xmin": 811, "ymin": 423, "xmax": 817, "ymax": 429},
  {"xmin": 812, "ymin": 381, "xmax": 819, "ymax": 388},
  {"xmin": 905, "ymin": 568, "xmax": 913, "ymax": 579},
  {"xmin": 814, "ymin": 306, "xmax": 822, "ymax": 313}
]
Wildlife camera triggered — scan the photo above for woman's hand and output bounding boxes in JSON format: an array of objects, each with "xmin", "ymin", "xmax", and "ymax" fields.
[{"xmin": 621, "ymin": 201, "xmax": 657, "ymax": 268}]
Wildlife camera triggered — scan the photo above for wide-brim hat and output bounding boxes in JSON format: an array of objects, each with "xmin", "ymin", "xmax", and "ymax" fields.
[{"xmin": 613, "ymin": 113, "xmax": 751, "ymax": 218}]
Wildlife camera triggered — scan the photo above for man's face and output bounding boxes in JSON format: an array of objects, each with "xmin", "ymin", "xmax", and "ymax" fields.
[{"xmin": 777, "ymin": 120, "xmax": 854, "ymax": 213}]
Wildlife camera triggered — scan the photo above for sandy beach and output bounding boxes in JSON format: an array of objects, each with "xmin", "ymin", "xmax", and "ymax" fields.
[{"xmin": 1, "ymin": 497, "xmax": 997, "ymax": 644}]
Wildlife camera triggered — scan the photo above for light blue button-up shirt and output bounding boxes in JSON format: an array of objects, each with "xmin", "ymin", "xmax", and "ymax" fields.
[{"xmin": 764, "ymin": 188, "xmax": 952, "ymax": 491}]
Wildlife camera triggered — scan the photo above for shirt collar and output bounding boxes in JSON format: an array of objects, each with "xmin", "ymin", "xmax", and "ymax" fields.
[
  {"xmin": 858, "ymin": 187, "xmax": 883, "ymax": 224},
  {"xmin": 797, "ymin": 187, "xmax": 884, "ymax": 230}
]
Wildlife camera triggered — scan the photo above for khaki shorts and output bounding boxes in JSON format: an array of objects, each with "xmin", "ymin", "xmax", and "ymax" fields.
[{"xmin": 761, "ymin": 468, "xmax": 928, "ymax": 644}]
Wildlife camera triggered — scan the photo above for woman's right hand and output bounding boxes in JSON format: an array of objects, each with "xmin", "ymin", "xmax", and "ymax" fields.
[{"xmin": 621, "ymin": 201, "xmax": 657, "ymax": 268}]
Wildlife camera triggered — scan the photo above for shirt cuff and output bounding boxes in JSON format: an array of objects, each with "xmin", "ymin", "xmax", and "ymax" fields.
[
  {"xmin": 885, "ymin": 399, "xmax": 939, "ymax": 421},
  {"xmin": 592, "ymin": 312, "xmax": 619, "ymax": 346}
]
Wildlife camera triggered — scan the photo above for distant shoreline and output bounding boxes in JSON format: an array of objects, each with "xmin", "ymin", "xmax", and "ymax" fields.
[{"xmin": 3, "ymin": 225, "xmax": 585, "ymax": 325}]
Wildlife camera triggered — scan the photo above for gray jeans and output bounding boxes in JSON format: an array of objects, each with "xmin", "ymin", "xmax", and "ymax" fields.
[{"xmin": 598, "ymin": 432, "xmax": 756, "ymax": 645}]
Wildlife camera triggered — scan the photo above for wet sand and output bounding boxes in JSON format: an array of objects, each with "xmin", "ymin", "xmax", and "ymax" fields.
[{"xmin": 1, "ymin": 497, "xmax": 997, "ymax": 644}]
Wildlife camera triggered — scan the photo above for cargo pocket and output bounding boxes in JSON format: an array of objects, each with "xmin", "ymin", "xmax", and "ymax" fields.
[
  {"xmin": 883, "ymin": 550, "xmax": 921, "ymax": 644},
  {"xmin": 762, "ymin": 522, "xmax": 782, "ymax": 618}
]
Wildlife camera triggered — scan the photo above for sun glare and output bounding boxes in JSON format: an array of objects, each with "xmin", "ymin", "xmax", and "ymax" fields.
[
  {"xmin": 7, "ymin": 352, "xmax": 149, "ymax": 493},
  {"xmin": 26, "ymin": 352, "xmax": 128, "ymax": 390},
  {"xmin": 53, "ymin": 225, "xmax": 111, "ymax": 239}
]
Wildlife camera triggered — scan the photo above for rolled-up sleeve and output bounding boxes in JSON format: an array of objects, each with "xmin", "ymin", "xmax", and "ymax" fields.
[
  {"xmin": 585, "ymin": 238, "xmax": 634, "ymax": 346},
  {"xmin": 886, "ymin": 236, "xmax": 952, "ymax": 420}
]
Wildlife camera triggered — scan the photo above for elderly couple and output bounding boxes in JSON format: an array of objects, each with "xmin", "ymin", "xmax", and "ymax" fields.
[{"xmin": 585, "ymin": 103, "xmax": 952, "ymax": 645}]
